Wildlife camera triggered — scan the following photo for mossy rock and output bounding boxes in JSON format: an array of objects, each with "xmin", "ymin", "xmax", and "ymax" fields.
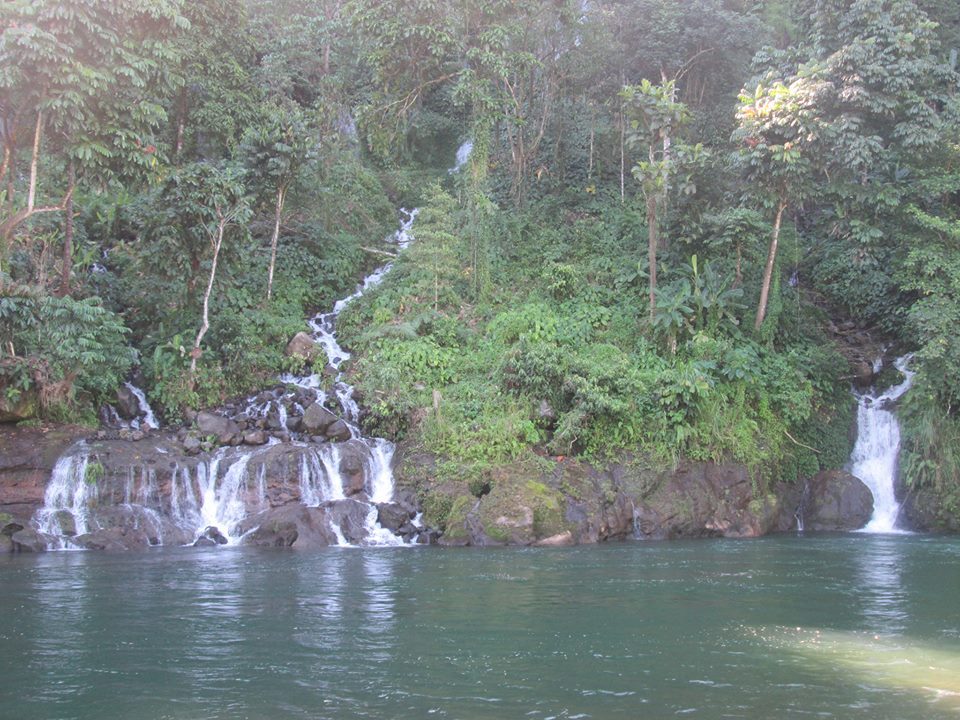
[{"xmin": 477, "ymin": 475, "xmax": 567, "ymax": 545}]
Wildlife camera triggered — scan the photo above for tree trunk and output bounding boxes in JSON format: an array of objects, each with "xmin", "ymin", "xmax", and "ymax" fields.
[
  {"xmin": 754, "ymin": 199, "xmax": 788, "ymax": 332},
  {"xmin": 58, "ymin": 160, "xmax": 76, "ymax": 297},
  {"xmin": 266, "ymin": 184, "xmax": 286, "ymax": 302},
  {"xmin": 647, "ymin": 192, "xmax": 658, "ymax": 323},
  {"xmin": 190, "ymin": 213, "xmax": 226, "ymax": 385}
]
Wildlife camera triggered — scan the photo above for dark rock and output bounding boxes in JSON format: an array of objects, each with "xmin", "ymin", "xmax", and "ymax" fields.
[
  {"xmin": 802, "ymin": 470, "xmax": 874, "ymax": 531},
  {"xmin": 237, "ymin": 505, "xmax": 337, "ymax": 549},
  {"xmin": 326, "ymin": 499, "xmax": 373, "ymax": 545},
  {"xmin": 243, "ymin": 430, "xmax": 267, "ymax": 446},
  {"xmin": 311, "ymin": 435, "xmax": 327, "ymax": 444},
  {"xmin": 193, "ymin": 536, "xmax": 217, "ymax": 547},
  {"xmin": 326, "ymin": 420, "xmax": 351, "ymax": 442},
  {"xmin": 377, "ymin": 502, "xmax": 412, "ymax": 532},
  {"xmin": 115, "ymin": 385, "xmax": 141, "ymax": 420},
  {"xmin": 10, "ymin": 527, "xmax": 51, "ymax": 552},
  {"xmin": 182, "ymin": 434, "xmax": 202, "ymax": 455},
  {"xmin": 196, "ymin": 411, "xmax": 240, "ymax": 444},
  {"xmin": 340, "ymin": 452, "xmax": 363, "ymax": 476},
  {"xmin": 301, "ymin": 403, "xmax": 338, "ymax": 434},
  {"xmin": 75, "ymin": 526, "xmax": 150, "ymax": 551},
  {"xmin": 286, "ymin": 416, "xmax": 302, "ymax": 433},
  {"xmin": 901, "ymin": 487, "xmax": 960, "ymax": 532},
  {"xmin": 199, "ymin": 525, "xmax": 228, "ymax": 545}
]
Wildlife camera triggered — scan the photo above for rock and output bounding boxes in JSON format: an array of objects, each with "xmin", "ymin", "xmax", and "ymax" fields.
[
  {"xmin": 377, "ymin": 503, "xmax": 412, "ymax": 532},
  {"xmin": 801, "ymin": 470, "xmax": 874, "ymax": 531},
  {"xmin": 326, "ymin": 499, "xmax": 374, "ymax": 544},
  {"xmin": 326, "ymin": 420, "xmax": 351, "ymax": 442},
  {"xmin": 75, "ymin": 526, "xmax": 150, "ymax": 551},
  {"xmin": 182, "ymin": 434, "xmax": 202, "ymax": 455},
  {"xmin": 301, "ymin": 403, "xmax": 338, "ymax": 434},
  {"xmin": 538, "ymin": 399, "xmax": 555, "ymax": 421},
  {"xmin": 534, "ymin": 531, "xmax": 574, "ymax": 547},
  {"xmin": 286, "ymin": 332, "xmax": 323, "ymax": 363},
  {"xmin": 901, "ymin": 487, "xmax": 960, "ymax": 532},
  {"xmin": 237, "ymin": 505, "xmax": 338, "ymax": 549},
  {"xmin": 852, "ymin": 360, "xmax": 875, "ymax": 388},
  {"xmin": 10, "ymin": 527, "xmax": 52, "ymax": 552},
  {"xmin": 286, "ymin": 416, "xmax": 302, "ymax": 433},
  {"xmin": 243, "ymin": 430, "xmax": 267, "ymax": 446},
  {"xmin": 243, "ymin": 519, "xmax": 299, "ymax": 547},
  {"xmin": 0, "ymin": 386, "xmax": 38, "ymax": 423},
  {"xmin": 196, "ymin": 411, "xmax": 240, "ymax": 445},
  {"xmin": 193, "ymin": 536, "xmax": 217, "ymax": 547},
  {"xmin": 199, "ymin": 525, "xmax": 228, "ymax": 545},
  {"xmin": 115, "ymin": 385, "xmax": 141, "ymax": 420}
]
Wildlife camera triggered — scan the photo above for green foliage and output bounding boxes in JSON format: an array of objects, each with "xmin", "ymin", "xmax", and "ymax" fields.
[{"xmin": 0, "ymin": 291, "xmax": 133, "ymax": 419}]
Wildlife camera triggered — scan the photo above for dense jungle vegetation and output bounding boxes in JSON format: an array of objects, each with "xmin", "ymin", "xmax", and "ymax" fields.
[{"xmin": 1, "ymin": 0, "xmax": 958, "ymax": 514}]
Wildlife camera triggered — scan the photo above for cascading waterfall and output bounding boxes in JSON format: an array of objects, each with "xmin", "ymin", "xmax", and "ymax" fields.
[
  {"xmin": 123, "ymin": 382, "xmax": 159, "ymax": 430},
  {"xmin": 850, "ymin": 355, "xmax": 915, "ymax": 533},
  {"xmin": 33, "ymin": 200, "xmax": 427, "ymax": 550},
  {"xmin": 34, "ymin": 447, "xmax": 93, "ymax": 548}
]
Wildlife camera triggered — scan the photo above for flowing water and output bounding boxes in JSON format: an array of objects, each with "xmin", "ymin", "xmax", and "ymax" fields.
[
  {"xmin": 851, "ymin": 355, "xmax": 915, "ymax": 533},
  {"xmin": 1, "ymin": 535, "xmax": 958, "ymax": 719}
]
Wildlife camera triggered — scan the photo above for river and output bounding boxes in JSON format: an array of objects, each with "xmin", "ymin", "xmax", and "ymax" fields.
[{"xmin": 1, "ymin": 535, "xmax": 958, "ymax": 719}]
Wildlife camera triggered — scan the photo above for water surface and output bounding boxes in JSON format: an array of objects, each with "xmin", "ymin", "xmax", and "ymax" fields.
[{"xmin": 1, "ymin": 535, "xmax": 958, "ymax": 719}]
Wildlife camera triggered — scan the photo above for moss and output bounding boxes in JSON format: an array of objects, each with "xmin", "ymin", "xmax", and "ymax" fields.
[{"xmin": 440, "ymin": 495, "xmax": 475, "ymax": 541}]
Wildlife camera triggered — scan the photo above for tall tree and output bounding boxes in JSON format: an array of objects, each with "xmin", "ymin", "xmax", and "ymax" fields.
[{"xmin": 0, "ymin": 0, "xmax": 185, "ymax": 287}]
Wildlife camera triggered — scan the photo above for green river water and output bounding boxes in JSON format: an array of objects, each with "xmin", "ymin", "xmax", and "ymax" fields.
[{"xmin": 1, "ymin": 534, "xmax": 958, "ymax": 720}]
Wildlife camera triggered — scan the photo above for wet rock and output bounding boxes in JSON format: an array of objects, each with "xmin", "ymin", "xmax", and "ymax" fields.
[
  {"xmin": 286, "ymin": 332, "xmax": 323, "ymax": 363},
  {"xmin": 377, "ymin": 503, "xmax": 412, "ymax": 532},
  {"xmin": 243, "ymin": 430, "xmax": 267, "ymax": 446},
  {"xmin": 326, "ymin": 499, "xmax": 373, "ymax": 544},
  {"xmin": 196, "ymin": 411, "xmax": 240, "ymax": 444},
  {"xmin": 302, "ymin": 403, "xmax": 338, "ymax": 434},
  {"xmin": 115, "ymin": 385, "xmax": 141, "ymax": 420},
  {"xmin": 182, "ymin": 434, "xmax": 202, "ymax": 455},
  {"xmin": 199, "ymin": 525, "xmax": 228, "ymax": 545},
  {"xmin": 326, "ymin": 420, "xmax": 351, "ymax": 442},
  {"xmin": 237, "ymin": 505, "xmax": 337, "ymax": 549},
  {"xmin": 75, "ymin": 526, "xmax": 150, "ymax": 552},
  {"xmin": 193, "ymin": 536, "xmax": 217, "ymax": 547},
  {"xmin": 286, "ymin": 416, "xmax": 302, "ymax": 433},
  {"xmin": 10, "ymin": 527, "xmax": 51, "ymax": 552},
  {"xmin": 802, "ymin": 470, "xmax": 874, "ymax": 531}
]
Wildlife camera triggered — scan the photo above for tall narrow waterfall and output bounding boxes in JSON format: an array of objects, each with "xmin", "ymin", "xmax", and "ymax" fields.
[{"xmin": 850, "ymin": 355, "xmax": 915, "ymax": 533}]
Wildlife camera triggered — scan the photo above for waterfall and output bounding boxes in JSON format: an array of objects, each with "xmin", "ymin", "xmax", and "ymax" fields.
[
  {"xmin": 448, "ymin": 140, "xmax": 474, "ymax": 174},
  {"xmin": 34, "ymin": 447, "xmax": 93, "ymax": 547},
  {"xmin": 850, "ymin": 355, "xmax": 915, "ymax": 533},
  {"xmin": 123, "ymin": 382, "xmax": 159, "ymax": 429}
]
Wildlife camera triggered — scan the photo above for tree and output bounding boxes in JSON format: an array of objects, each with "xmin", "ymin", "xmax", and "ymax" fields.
[
  {"xmin": 734, "ymin": 78, "xmax": 822, "ymax": 332},
  {"xmin": 240, "ymin": 105, "xmax": 314, "ymax": 301},
  {"xmin": 622, "ymin": 79, "xmax": 689, "ymax": 322},
  {"xmin": 0, "ymin": 0, "xmax": 185, "ymax": 284}
]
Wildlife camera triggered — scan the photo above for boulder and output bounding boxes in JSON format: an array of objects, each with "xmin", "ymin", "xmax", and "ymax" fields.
[
  {"xmin": 301, "ymin": 403, "xmax": 338, "ymax": 434},
  {"xmin": 199, "ymin": 525, "xmax": 228, "ymax": 545},
  {"xmin": 10, "ymin": 527, "xmax": 52, "ymax": 552},
  {"xmin": 326, "ymin": 499, "xmax": 373, "ymax": 545},
  {"xmin": 376, "ymin": 502, "xmax": 412, "ymax": 532},
  {"xmin": 801, "ymin": 470, "xmax": 874, "ymax": 531},
  {"xmin": 115, "ymin": 385, "xmax": 141, "ymax": 420},
  {"xmin": 196, "ymin": 412, "xmax": 240, "ymax": 445},
  {"xmin": 243, "ymin": 430, "xmax": 268, "ymax": 446},
  {"xmin": 0, "ymin": 387, "xmax": 38, "ymax": 423},
  {"xmin": 75, "ymin": 526, "xmax": 151, "ymax": 551},
  {"xmin": 286, "ymin": 332, "xmax": 322, "ymax": 363},
  {"xmin": 326, "ymin": 420, "xmax": 352, "ymax": 442},
  {"xmin": 237, "ymin": 505, "xmax": 338, "ymax": 549}
]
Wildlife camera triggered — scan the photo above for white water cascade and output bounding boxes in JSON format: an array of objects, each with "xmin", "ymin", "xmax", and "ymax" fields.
[
  {"xmin": 850, "ymin": 355, "xmax": 915, "ymax": 533},
  {"xmin": 123, "ymin": 382, "xmax": 159, "ymax": 430},
  {"xmin": 448, "ymin": 139, "xmax": 474, "ymax": 174}
]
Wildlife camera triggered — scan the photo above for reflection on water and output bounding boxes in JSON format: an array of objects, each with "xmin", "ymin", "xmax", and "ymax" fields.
[
  {"xmin": 1, "ymin": 536, "xmax": 959, "ymax": 720},
  {"xmin": 854, "ymin": 536, "xmax": 909, "ymax": 633}
]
